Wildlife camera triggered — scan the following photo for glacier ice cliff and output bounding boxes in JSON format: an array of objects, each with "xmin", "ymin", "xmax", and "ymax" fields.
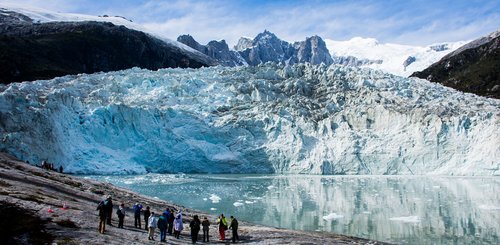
[{"xmin": 0, "ymin": 64, "xmax": 498, "ymax": 175}]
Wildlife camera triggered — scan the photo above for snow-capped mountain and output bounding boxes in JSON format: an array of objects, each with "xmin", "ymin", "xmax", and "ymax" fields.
[
  {"xmin": 325, "ymin": 37, "xmax": 468, "ymax": 77},
  {"xmin": 0, "ymin": 4, "xmax": 215, "ymax": 83},
  {"xmin": 1, "ymin": 64, "xmax": 498, "ymax": 175},
  {"xmin": 0, "ymin": 3, "xmax": 198, "ymax": 53},
  {"xmin": 178, "ymin": 31, "xmax": 333, "ymax": 67}
]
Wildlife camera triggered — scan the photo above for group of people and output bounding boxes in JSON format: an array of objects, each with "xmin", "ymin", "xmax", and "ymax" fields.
[
  {"xmin": 40, "ymin": 160, "xmax": 63, "ymax": 173},
  {"xmin": 96, "ymin": 196, "xmax": 240, "ymax": 243}
]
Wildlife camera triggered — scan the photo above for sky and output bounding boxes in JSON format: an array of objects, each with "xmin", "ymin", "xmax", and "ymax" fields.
[{"xmin": 3, "ymin": 0, "xmax": 499, "ymax": 47}]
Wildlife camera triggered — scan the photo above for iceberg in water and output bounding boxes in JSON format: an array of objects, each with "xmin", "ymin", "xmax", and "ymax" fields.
[{"xmin": 0, "ymin": 63, "xmax": 498, "ymax": 175}]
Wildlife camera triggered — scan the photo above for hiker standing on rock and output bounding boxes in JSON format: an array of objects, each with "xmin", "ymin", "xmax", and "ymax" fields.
[
  {"xmin": 157, "ymin": 213, "xmax": 168, "ymax": 242},
  {"xmin": 133, "ymin": 203, "xmax": 143, "ymax": 228},
  {"xmin": 229, "ymin": 216, "xmax": 239, "ymax": 243},
  {"xmin": 173, "ymin": 212, "xmax": 183, "ymax": 239},
  {"xmin": 202, "ymin": 216, "xmax": 210, "ymax": 242},
  {"xmin": 148, "ymin": 212, "xmax": 157, "ymax": 241},
  {"xmin": 104, "ymin": 195, "xmax": 113, "ymax": 225},
  {"xmin": 144, "ymin": 206, "xmax": 151, "ymax": 231},
  {"xmin": 96, "ymin": 199, "xmax": 108, "ymax": 234},
  {"xmin": 190, "ymin": 215, "xmax": 201, "ymax": 243},
  {"xmin": 116, "ymin": 203, "xmax": 125, "ymax": 228},
  {"xmin": 217, "ymin": 214, "xmax": 228, "ymax": 241}
]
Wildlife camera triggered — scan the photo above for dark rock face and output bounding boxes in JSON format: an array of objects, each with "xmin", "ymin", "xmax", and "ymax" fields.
[
  {"xmin": 293, "ymin": 36, "xmax": 333, "ymax": 65},
  {"xmin": 177, "ymin": 34, "xmax": 246, "ymax": 66},
  {"xmin": 429, "ymin": 44, "xmax": 450, "ymax": 52},
  {"xmin": 403, "ymin": 56, "xmax": 416, "ymax": 71},
  {"xmin": 412, "ymin": 31, "xmax": 500, "ymax": 98},
  {"xmin": 0, "ymin": 10, "xmax": 215, "ymax": 84},
  {"xmin": 177, "ymin": 30, "xmax": 333, "ymax": 67}
]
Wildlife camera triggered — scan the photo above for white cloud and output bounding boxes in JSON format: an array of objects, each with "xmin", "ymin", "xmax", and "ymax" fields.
[{"xmin": 3, "ymin": 0, "xmax": 499, "ymax": 46}]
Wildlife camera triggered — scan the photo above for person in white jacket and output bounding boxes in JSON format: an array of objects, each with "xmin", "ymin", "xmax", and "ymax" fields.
[
  {"xmin": 173, "ymin": 212, "xmax": 183, "ymax": 239},
  {"xmin": 148, "ymin": 212, "xmax": 157, "ymax": 241}
]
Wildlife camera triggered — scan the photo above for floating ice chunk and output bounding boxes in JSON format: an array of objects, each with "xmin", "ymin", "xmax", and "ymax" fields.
[
  {"xmin": 233, "ymin": 202, "xmax": 244, "ymax": 207},
  {"xmin": 245, "ymin": 200, "xmax": 255, "ymax": 204},
  {"xmin": 323, "ymin": 213, "xmax": 344, "ymax": 220},
  {"xmin": 210, "ymin": 208, "xmax": 217, "ymax": 211},
  {"xmin": 389, "ymin": 216, "xmax": 420, "ymax": 223},
  {"xmin": 267, "ymin": 185, "xmax": 275, "ymax": 190},
  {"xmin": 209, "ymin": 194, "xmax": 221, "ymax": 203},
  {"xmin": 203, "ymin": 198, "xmax": 208, "ymax": 201}
]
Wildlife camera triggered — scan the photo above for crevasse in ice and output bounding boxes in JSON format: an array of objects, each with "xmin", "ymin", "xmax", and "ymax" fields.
[{"xmin": 0, "ymin": 63, "xmax": 498, "ymax": 175}]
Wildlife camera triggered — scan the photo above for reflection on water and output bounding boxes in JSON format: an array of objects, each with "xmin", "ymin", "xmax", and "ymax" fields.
[{"xmin": 88, "ymin": 175, "xmax": 500, "ymax": 244}]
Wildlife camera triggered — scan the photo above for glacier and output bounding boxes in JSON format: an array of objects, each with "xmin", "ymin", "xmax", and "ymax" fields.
[
  {"xmin": 0, "ymin": 63, "xmax": 498, "ymax": 175},
  {"xmin": 325, "ymin": 37, "xmax": 468, "ymax": 77}
]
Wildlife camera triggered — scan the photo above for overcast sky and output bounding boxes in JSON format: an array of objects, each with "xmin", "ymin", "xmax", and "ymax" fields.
[{"xmin": 4, "ymin": 0, "xmax": 499, "ymax": 46}]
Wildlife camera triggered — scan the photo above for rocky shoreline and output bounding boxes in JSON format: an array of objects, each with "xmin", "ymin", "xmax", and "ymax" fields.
[{"xmin": 0, "ymin": 153, "xmax": 387, "ymax": 244}]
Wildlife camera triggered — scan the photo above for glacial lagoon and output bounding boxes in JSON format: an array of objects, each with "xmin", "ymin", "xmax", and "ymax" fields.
[{"xmin": 87, "ymin": 175, "xmax": 500, "ymax": 244}]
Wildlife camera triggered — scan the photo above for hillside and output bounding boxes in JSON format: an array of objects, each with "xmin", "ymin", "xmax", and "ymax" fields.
[
  {"xmin": 411, "ymin": 31, "xmax": 500, "ymax": 98},
  {"xmin": 0, "ymin": 8, "xmax": 215, "ymax": 84},
  {"xmin": 0, "ymin": 152, "xmax": 382, "ymax": 244}
]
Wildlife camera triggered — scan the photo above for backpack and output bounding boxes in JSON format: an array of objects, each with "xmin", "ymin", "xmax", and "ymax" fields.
[{"xmin": 96, "ymin": 201, "xmax": 104, "ymax": 211}]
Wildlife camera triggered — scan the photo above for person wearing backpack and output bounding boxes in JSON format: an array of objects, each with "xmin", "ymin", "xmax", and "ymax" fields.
[
  {"xmin": 189, "ymin": 215, "xmax": 201, "ymax": 243},
  {"xmin": 116, "ymin": 203, "xmax": 125, "ymax": 228},
  {"xmin": 229, "ymin": 216, "xmax": 239, "ymax": 243},
  {"xmin": 96, "ymin": 199, "xmax": 107, "ymax": 234},
  {"xmin": 216, "ymin": 214, "xmax": 228, "ymax": 241},
  {"xmin": 133, "ymin": 203, "xmax": 143, "ymax": 228},
  {"xmin": 104, "ymin": 195, "xmax": 113, "ymax": 225},
  {"xmin": 157, "ymin": 213, "xmax": 168, "ymax": 242}
]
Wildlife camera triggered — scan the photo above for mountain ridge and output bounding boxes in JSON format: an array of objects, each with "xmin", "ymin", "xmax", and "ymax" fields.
[{"xmin": 178, "ymin": 30, "xmax": 334, "ymax": 67}]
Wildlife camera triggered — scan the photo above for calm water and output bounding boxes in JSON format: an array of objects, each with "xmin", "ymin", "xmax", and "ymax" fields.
[{"xmin": 87, "ymin": 174, "xmax": 500, "ymax": 244}]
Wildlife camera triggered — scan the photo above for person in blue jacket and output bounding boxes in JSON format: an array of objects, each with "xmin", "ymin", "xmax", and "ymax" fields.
[{"xmin": 133, "ymin": 203, "xmax": 143, "ymax": 228}]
